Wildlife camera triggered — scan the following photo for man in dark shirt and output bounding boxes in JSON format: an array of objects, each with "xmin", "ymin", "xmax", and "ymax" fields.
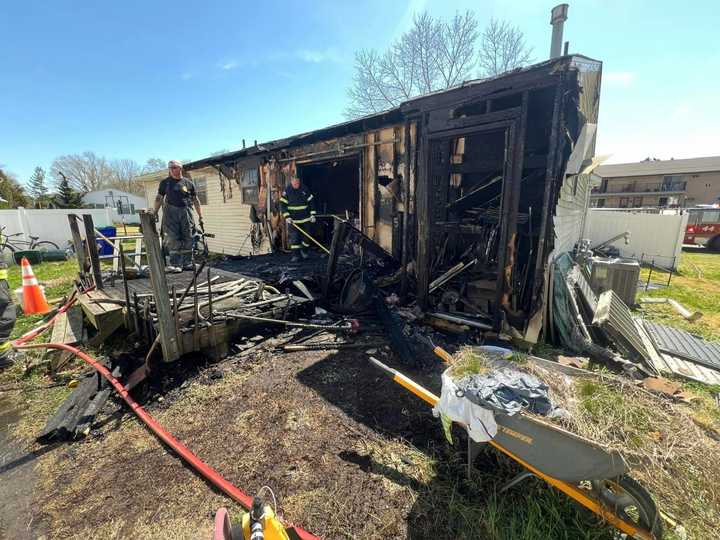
[{"xmin": 153, "ymin": 160, "xmax": 203, "ymax": 272}]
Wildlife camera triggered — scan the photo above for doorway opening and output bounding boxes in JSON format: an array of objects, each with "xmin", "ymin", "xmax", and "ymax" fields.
[
  {"xmin": 297, "ymin": 156, "xmax": 360, "ymax": 220},
  {"xmin": 296, "ymin": 155, "xmax": 360, "ymax": 245}
]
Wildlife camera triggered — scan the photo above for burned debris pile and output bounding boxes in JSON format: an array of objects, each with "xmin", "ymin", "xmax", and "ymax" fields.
[{"xmin": 552, "ymin": 249, "xmax": 720, "ymax": 385}]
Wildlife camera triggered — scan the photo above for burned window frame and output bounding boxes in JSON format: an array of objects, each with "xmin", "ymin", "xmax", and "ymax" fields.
[
  {"xmin": 239, "ymin": 166, "xmax": 260, "ymax": 205},
  {"xmin": 194, "ymin": 176, "xmax": 208, "ymax": 205}
]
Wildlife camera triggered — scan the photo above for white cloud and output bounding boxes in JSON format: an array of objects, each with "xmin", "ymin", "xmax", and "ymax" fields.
[
  {"xmin": 218, "ymin": 60, "xmax": 239, "ymax": 71},
  {"xmin": 596, "ymin": 126, "xmax": 720, "ymax": 165},
  {"xmin": 672, "ymin": 102, "xmax": 693, "ymax": 119},
  {"xmin": 295, "ymin": 48, "xmax": 342, "ymax": 64},
  {"xmin": 604, "ymin": 71, "xmax": 637, "ymax": 86}
]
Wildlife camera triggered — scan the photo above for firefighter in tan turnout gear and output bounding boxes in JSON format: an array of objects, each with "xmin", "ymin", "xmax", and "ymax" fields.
[{"xmin": 279, "ymin": 174, "xmax": 316, "ymax": 262}]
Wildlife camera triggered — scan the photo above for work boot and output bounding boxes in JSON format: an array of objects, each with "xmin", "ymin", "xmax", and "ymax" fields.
[
  {"xmin": 165, "ymin": 265, "xmax": 182, "ymax": 274},
  {"xmin": 182, "ymin": 263, "xmax": 196, "ymax": 272},
  {"xmin": 300, "ymin": 249, "xmax": 309, "ymax": 260},
  {"xmin": 290, "ymin": 253, "xmax": 300, "ymax": 263}
]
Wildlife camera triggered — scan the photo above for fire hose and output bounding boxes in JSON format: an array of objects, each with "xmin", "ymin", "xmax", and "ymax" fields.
[{"xmin": 12, "ymin": 295, "xmax": 321, "ymax": 540}]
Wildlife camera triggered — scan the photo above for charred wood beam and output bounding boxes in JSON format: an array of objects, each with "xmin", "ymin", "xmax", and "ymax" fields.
[
  {"xmin": 400, "ymin": 64, "xmax": 563, "ymax": 113},
  {"xmin": 38, "ymin": 372, "xmax": 97, "ymax": 443},
  {"xmin": 428, "ymin": 106, "xmax": 521, "ymax": 133},
  {"xmin": 414, "ymin": 125, "xmax": 431, "ymax": 307},
  {"xmin": 495, "ymin": 91, "xmax": 528, "ymax": 323},
  {"xmin": 82, "ymin": 214, "xmax": 103, "ymax": 290},
  {"xmin": 68, "ymin": 214, "xmax": 87, "ymax": 277},
  {"xmin": 531, "ymin": 81, "xmax": 564, "ymax": 307},
  {"xmin": 446, "ymin": 174, "xmax": 503, "ymax": 212},
  {"xmin": 323, "ymin": 217, "xmax": 348, "ymax": 300},
  {"xmin": 400, "ymin": 119, "xmax": 415, "ymax": 299},
  {"xmin": 448, "ymin": 154, "xmax": 546, "ymax": 175},
  {"xmin": 139, "ymin": 211, "xmax": 181, "ymax": 362},
  {"xmin": 371, "ymin": 286, "xmax": 415, "ymax": 366}
]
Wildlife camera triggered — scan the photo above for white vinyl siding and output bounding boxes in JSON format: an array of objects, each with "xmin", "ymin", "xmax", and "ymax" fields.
[{"xmin": 141, "ymin": 166, "xmax": 266, "ymax": 256}]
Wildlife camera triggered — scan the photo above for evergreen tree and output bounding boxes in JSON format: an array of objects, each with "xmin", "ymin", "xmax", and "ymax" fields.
[
  {"xmin": 57, "ymin": 173, "xmax": 82, "ymax": 208},
  {"xmin": 28, "ymin": 166, "xmax": 48, "ymax": 207},
  {"xmin": 0, "ymin": 168, "xmax": 29, "ymax": 208}
]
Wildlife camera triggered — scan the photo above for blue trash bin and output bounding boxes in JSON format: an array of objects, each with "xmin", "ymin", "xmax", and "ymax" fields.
[{"xmin": 96, "ymin": 226, "xmax": 117, "ymax": 256}]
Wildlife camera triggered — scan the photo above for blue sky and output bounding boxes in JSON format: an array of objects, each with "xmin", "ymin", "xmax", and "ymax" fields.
[{"xmin": 2, "ymin": 0, "xmax": 719, "ymax": 186}]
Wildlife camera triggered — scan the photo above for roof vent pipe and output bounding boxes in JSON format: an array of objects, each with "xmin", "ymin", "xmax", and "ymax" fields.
[{"xmin": 550, "ymin": 4, "xmax": 569, "ymax": 58}]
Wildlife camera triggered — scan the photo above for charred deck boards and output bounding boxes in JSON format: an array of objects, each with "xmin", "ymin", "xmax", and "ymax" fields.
[{"xmin": 77, "ymin": 266, "xmax": 313, "ymax": 360}]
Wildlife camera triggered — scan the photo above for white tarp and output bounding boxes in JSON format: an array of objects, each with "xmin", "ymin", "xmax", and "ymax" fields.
[{"xmin": 432, "ymin": 372, "xmax": 497, "ymax": 442}]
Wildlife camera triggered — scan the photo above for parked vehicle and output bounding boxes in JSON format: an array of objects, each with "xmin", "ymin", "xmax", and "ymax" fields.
[{"xmin": 684, "ymin": 207, "xmax": 720, "ymax": 251}]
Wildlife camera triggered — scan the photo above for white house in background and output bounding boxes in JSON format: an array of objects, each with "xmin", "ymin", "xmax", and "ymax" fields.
[{"xmin": 82, "ymin": 189, "xmax": 146, "ymax": 215}]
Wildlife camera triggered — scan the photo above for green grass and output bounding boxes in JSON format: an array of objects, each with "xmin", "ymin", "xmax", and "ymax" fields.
[
  {"xmin": 6, "ymin": 259, "xmax": 78, "ymax": 340},
  {"xmin": 637, "ymin": 250, "xmax": 720, "ymax": 342},
  {"xmin": 411, "ymin": 440, "xmax": 616, "ymax": 540},
  {"xmin": 0, "ymin": 259, "xmax": 78, "ymax": 388}
]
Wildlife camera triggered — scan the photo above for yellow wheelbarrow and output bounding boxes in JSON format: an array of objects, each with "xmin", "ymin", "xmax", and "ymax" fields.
[{"xmin": 368, "ymin": 352, "xmax": 663, "ymax": 540}]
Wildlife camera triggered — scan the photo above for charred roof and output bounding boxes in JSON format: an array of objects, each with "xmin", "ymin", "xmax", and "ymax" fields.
[{"xmin": 184, "ymin": 54, "xmax": 600, "ymax": 171}]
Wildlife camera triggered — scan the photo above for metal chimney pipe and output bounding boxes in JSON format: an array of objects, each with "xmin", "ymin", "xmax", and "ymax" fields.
[{"xmin": 549, "ymin": 4, "xmax": 569, "ymax": 58}]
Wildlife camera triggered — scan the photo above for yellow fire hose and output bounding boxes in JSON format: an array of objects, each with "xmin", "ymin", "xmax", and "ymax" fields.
[
  {"xmin": 290, "ymin": 221, "xmax": 330, "ymax": 254},
  {"xmin": 367, "ymin": 355, "xmax": 655, "ymax": 540}
]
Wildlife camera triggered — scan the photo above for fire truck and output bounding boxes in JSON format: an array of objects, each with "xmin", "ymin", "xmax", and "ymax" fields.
[{"xmin": 684, "ymin": 206, "xmax": 720, "ymax": 251}]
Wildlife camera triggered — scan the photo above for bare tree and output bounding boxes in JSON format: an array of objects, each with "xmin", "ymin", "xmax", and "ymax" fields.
[
  {"xmin": 50, "ymin": 153, "xmax": 165, "ymax": 195},
  {"xmin": 345, "ymin": 11, "xmax": 478, "ymax": 118},
  {"xmin": 477, "ymin": 19, "xmax": 534, "ymax": 77},
  {"xmin": 143, "ymin": 158, "xmax": 166, "ymax": 172},
  {"xmin": 110, "ymin": 159, "xmax": 143, "ymax": 193},
  {"xmin": 50, "ymin": 151, "xmax": 114, "ymax": 193},
  {"xmin": 437, "ymin": 11, "xmax": 480, "ymax": 87}
]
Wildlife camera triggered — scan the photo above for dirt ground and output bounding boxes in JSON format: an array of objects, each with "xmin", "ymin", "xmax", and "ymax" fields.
[
  {"xmin": 5, "ymin": 347, "xmax": 438, "ymax": 539},
  {"xmin": 1, "ymin": 342, "xmax": 619, "ymax": 540}
]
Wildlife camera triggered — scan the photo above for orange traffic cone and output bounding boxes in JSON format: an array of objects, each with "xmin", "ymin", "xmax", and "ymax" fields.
[{"xmin": 21, "ymin": 257, "xmax": 50, "ymax": 315}]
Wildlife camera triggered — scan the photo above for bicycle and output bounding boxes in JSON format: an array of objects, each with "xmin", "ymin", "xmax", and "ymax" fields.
[{"xmin": 0, "ymin": 226, "xmax": 60, "ymax": 252}]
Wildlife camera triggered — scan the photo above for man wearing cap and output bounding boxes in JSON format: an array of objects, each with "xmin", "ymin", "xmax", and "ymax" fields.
[
  {"xmin": 153, "ymin": 160, "xmax": 203, "ymax": 272},
  {"xmin": 279, "ymin": 173, "xmax": 316, "ymax": 262}
]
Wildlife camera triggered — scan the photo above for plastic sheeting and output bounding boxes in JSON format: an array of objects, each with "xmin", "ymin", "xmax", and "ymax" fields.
[
  {"xmin": 456, "ymin": 367, "xmax": 554, "ymax": 416},
  {"xmin": 432, "ymin": 372, "xmax": 497, "ymax": 443}
]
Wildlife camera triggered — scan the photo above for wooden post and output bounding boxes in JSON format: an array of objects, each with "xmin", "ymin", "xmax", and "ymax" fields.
[
  {"xmin": 134, "ymin": 237, "xmax": 143, "ymax": 267},
  {"xmin": 323, "ymin": 217, "xmax": 348, "ymax": 299},
  {"xmin": 118, "ymin": 243, "xmax": 132, "ymax": 331},
  {"xmin": 112, "ymin": 238, "xmax": 121, "ymax": 274},
  {"xmin": 139, "ymin": 211, "xmax": 181, "ymax": 362},
  {"xmin": 415, "ymin": 123, "xmax": 431, "ymax": 308},
  {"xmin": 495, "ymin": 93, "xmax": 528, "ymax": 312},
  {"xmin": 531, "ymin": 82, "xmax": 563, "ymax": 306},
  {"xmin": 82, "ymin": 214, "xmax": 103, "ymax": 290},
  {"xmin": 68, "ymin": 214, "xmax": 87, "ymax": 276},
  {"xmin": 400, "ymin": 120, "xmax": 414, "ymax": 299}
]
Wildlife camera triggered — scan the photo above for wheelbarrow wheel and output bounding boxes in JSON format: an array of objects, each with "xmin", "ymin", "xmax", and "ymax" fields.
[{"xmin": 592, "ymin": 475, "xmax": 663, "ymax": 538}]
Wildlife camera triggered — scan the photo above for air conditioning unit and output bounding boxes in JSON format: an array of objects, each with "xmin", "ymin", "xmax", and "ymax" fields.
[{"xmin": 588, "ymin": 257, "xmax": 640, "ymax": 307}]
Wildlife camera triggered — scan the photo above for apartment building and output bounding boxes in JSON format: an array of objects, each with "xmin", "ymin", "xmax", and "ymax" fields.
[{"xmin": 591, "ymin": 155, "xmax": 720, "ymax": 208}]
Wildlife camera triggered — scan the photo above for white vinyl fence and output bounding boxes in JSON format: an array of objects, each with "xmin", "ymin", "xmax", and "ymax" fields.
[
  {"xmin": 0, "ymin": 207, "xmax": 120, "ymax": 259},
  {"xmin": 584, "ymin": 209, "xmax": 688, "ymax": 269}
]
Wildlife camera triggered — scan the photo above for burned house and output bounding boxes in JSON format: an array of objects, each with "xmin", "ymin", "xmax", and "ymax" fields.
[{"xmin": 144, "ymin": 55, "xmax": 602, "ymax": 342}]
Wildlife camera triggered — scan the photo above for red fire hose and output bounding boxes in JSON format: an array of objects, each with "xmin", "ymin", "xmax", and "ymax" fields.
[{"xmin": 13, "ymin": 297, "xmax": 321, "ymax": 540}]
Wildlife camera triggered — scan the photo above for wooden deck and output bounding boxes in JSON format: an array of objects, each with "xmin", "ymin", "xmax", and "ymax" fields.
[
  {"xmin": 77, "ymin": 265, "xmax": 312, "ymax": 360},
  {"xmin": 101, "ymin": 266, "xmax": 248, "ymax": 301},
  {"xmin": 69, "ymin": 212, "xmax": 314, "ymax": 363}
]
